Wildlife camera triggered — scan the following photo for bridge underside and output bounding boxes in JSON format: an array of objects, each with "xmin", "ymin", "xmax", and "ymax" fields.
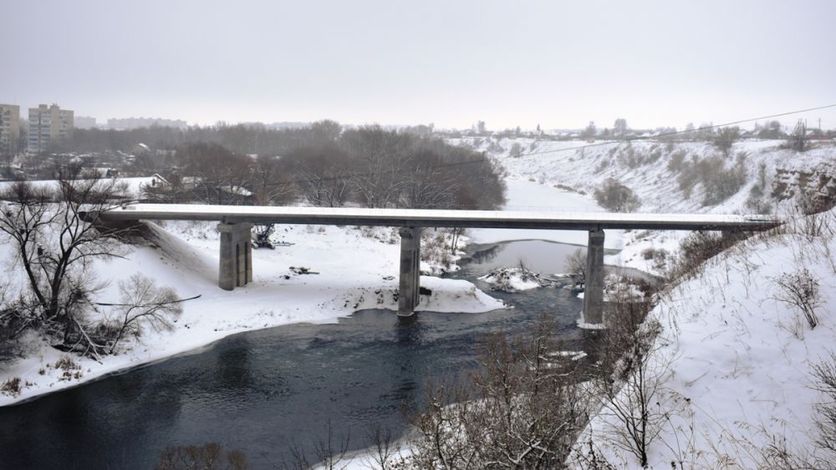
[
  {"xmin": 95, "ymin": 204, "xmax": 778, "ymax": 327},
  {"xmin": 214, "ymin": 223, "xmax": 607, "ymax": 324}
]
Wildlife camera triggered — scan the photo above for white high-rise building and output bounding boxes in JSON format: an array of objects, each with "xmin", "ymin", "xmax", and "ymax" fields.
[
  {"xmin": 0, "ymin": 104, "xmax": 20, "ymax": 155},
  {"xmin": 28, "ymin": 104, "xmax": 74, "ymax": 154}
]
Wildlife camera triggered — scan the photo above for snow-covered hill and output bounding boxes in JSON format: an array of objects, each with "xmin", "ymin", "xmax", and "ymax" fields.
[
  {"xmin": 453, "ymin": 136, "xmax": 835, "ymax": 273},
  {"xmin": 578, "ymin": 208, "xmax": 836, "ymax": 469},
  {"xmin": 442, "ymin": 135, "xmax": 836, "ymax": 467}
]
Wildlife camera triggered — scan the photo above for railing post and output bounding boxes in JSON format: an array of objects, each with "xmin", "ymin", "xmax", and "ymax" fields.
[
  {"xmin": 217, "ymin": 222, "xmax": 253, "ymax": 290},
  {"xmin": 398, "ymin": 226, "xmax": 422, "ymax": 316},
  {"xmin": 583, "ymin": 228, "xmax": 605, "ymax": 325}
]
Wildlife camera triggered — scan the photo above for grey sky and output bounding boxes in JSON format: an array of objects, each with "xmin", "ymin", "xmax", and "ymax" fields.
[{"xmin": 2, "ymin": 0, "xmax": 835, "ymax": 130}]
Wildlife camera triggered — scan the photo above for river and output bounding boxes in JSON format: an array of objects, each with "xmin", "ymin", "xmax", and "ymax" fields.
[{"xmin": 0, "ymin": 240, "xmax": 596, "ymax": 469}]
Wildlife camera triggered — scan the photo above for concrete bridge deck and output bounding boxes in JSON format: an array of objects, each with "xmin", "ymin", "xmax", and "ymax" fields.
[
  {"xmin": 95, "ymin": 204, "xmax": 781, "ymax": 325},
  {"xmin": 99, "ymin": 203, "xmax": 779, "ymax": 231}
]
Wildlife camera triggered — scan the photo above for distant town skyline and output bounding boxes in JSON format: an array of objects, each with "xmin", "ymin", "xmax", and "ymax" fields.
[{"xmin": 2, "ymin": 0, "xmax": 835, "ymax": 130}]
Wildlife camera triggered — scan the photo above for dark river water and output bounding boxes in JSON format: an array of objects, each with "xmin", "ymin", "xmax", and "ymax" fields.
[{"xmin": 0, "ymin": 240, "xmax": 594, "ymax": 469}]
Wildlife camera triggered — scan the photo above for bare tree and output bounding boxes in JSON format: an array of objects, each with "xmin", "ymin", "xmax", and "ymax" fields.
[
  {"xmin": 399, "ymin": 149, "xmax": 456, "ymax": 209},
  {"xmin": 176, "ymin": 143, "xmax": 253, "ymax": 204},
  {"xmin": 251, "ymin": 154, "xmax": 295, "ymax": 205},
  {"xmin": 342, "ymin": 127, "xmax": 406, "ymax": 208},
  {"xmin": 787, "ymin": 119, "xmax": 809, "ymax": 152},
  {"xmin": 592, "ymin": 298, "xmax": 675, "ymax": 468},
  {"xmin": 96, "ymin": 274, "xmax": 186, "ymax": 354},
  {"xmin": 364, "ymin": 423, "xmax": 400, "ymax": 470},
  {"xmin": 567, "ymin": 248, "xmax": 587, "ymax": 284},
  {"xmin": 279, "ymin": 145, "xmax": 353, "ymax": 207},
  {"xmin": 712, "ymin": 126, "xmax": 740, "ymax": 157},
  {"xmin": 410, "ymin": 318, "xmax": 588, "ymax": 468},
  {"xmin": 0, "ymin": 173, "xmax": 128, "ymax": 353}
]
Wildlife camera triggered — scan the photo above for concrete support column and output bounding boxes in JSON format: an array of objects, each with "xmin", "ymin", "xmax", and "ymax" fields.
[
  {"xmin": 217, "ymin": 222, "xmax": 253, "ymax": 290},
  {"xmin": 398, "ymin": 226, "xmax": 422, "ymax": 317},
  {"xmin": 583, "ymin": 228, "xmax": 605, "ymax": 325}
]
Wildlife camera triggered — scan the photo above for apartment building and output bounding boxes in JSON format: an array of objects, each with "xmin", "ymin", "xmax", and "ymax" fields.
[
  {"xmin": 28, "ymin": 104, "xmax": 74, "ymax": 154},
  {"xmin": 0, "ymin": 104, "xmax": 20, "ymax": 155}
]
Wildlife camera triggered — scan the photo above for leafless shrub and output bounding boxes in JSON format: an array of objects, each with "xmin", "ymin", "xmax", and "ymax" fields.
[
  {"xmin": 712, "ymin": 126, "xmax": 740, "ymax": 157},
  {"xmin": 640, "ymin": 247, "xmax": 668, "ymax": 271},
  {"xmin": 409, "ymin": 318, "xmax": 588, "ymax": 469},
  {"xmin": 55, "ymin": 354, "xmax": 83, "ymax": 381},
  {"xmin": 593, "ymin": 298, "xmax": 673, "ymax": 468},
  {"xmin": 364, "ymin": 423, "xmax": 400, "ymax": 470},
  {"xmin": 666, "ymin": 149, "xmax": 687, "ymax": 172},
  {"xmin": 280, "ymin": 421, "xmax": 350, "ymax": 470},
  {"xmin": 571, "ymin": 438, "xmax": 618, "ymax": 470},
  {"xmin": 670, "ymin": 230, "xmax": 750, "ymax": 280},
  {"xmin": 94, "ymin": 274, "xmax": 186, "ymax": 354},
  {"xmin": 774, "ymin": 268, "xmax": 820, "ymax": 329},
  {"xmin": 676, "ymin": 155, "xmax": 747, "ymax": 205},
  {"xmin": 0, "ymin": 377, "xmax": 22, "ymax": 397},
  {"xmin": 813, "ymin": 354, "xmax": 836, "ymax": 460},
  {"xmin": 156, "ymin": 442, "xmax": 248, "ymax": 470},
  {"xmin": 567, "ymin": 248, "xmax": 587, "ymax": 282},
  {"xmin": 594, "ymin": 179, "xmax": 640, "ymax": 212},
  {"xmin": 253, "ymin": 223, "xmax": 275, "ymax": 248},
  {"xmin": 745, "ymin": 163, "xmax": 773, "ymax": 214}
]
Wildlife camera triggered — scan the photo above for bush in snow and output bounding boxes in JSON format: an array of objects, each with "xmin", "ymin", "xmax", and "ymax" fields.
[
  {"xmin": 0, "ymin": 377, "xmax": 22, "ymax": 397},
  {"xmin": 774, "ymin": 268, "xmax": 821, "ymax": 330},
  {"xmin": 745, "ymin": 163, "xmax": 773, "ymax": 214},
  {"xmin": 666, "ymin": 149, "xmax": 688, "ymax": 172},
  {"xmin": 567, "ymin": 248, "xmax": 587, "ymax": 284},
  {"xmin": 93, "ymin": 274, "xmax": 185, "ymax": 355},
  {"xmin": 409, "ymin": 319, "xmax": 588, "ymax": 469},
  {"xmin": 670, "ymin": 230, "xmax": 751, "ymax": 280},
  {"xmin": 509, "ymin": 142, "xmax": 523, "ymax": 157},
  {"xmin": 591, "ymin": 294, "xmax": 678, "ymax": 468},
  {"xmin": 156, "ymin": 442, "xmax": 248, "ymax": 470},
  {"xmin": 676, "ymin": 154, "xmax": 747, "ymax": 205},
  {"xmin": 813, "ymin": 355, "xmax": 836, "ymax": 461},
  {"xmin": 594, "ymin": 178, "xmax": 641, "ymax": 212},
  {"xmin": 712, "ymin": 126, "xmax": 740, "ymax": 157}
]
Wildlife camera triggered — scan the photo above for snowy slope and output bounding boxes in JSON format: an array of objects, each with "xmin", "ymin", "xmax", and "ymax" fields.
[
  {"xmin": 577, "ymin": 209, "xmax": 836, "ymax": 468},
  {"xmin": 455, "ymin": 136, "xmax": 834, "ymax": 274}
]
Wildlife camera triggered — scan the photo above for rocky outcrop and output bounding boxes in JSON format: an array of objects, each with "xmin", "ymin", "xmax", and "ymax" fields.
[{"xmin": 772, "ymin": 162, "xmax": 836, "ymax": 212}]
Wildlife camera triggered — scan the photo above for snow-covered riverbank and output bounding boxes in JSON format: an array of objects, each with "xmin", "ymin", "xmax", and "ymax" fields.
[
  {"xmin": 0, "ymin": 221, "xmax": 505, "ymax": 407},
  {"xmin": 0, "ymin": 174, "xmax": 621, "ymax": 407}
]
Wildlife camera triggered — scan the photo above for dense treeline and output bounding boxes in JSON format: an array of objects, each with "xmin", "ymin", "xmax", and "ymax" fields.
[
  {"xmin": 56, "ymin": 120, "xmax": 342, "ymax": 156},
  {"xmin": 143, "ymin": 125, "xmax": 506, "ymax": 210}
]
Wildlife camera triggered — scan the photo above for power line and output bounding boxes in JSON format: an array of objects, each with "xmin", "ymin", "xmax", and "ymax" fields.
[
  {"xmin": 140, "ymin": 102, "xmax": 835, "ymax": 204},
  {"xmin": 514, "ymin": 102, "xmax": 836, "ymax": 158},
  {"xmin": 274, "ymin": 101, "xmax": 836, "ymax": 186}
]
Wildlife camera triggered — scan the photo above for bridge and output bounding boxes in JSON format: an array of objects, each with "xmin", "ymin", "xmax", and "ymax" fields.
[{"xmin": 94, "ymin": 204, "xmax": 780, "ymax": 325}]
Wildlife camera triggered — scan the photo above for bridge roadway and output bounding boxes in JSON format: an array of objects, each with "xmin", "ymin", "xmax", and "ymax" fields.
[{"xmin": 95, "ymin": 204, "xmax": 781, "ymax": 325}]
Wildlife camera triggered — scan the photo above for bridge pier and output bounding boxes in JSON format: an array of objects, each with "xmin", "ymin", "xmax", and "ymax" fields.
[
  {"xmin": 398, "ymin": 226, "xmax": 422, "ymax": 317},
  {"xmin": 583, "ymin": 228, "xmax": 605, "ymax": 326},
  {"xmin": 218, "ymin": 222, "xmax": 253, "ymax": 290}
]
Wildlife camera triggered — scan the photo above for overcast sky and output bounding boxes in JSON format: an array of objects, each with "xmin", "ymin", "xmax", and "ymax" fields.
[{"xmin": 2, "ymin": 0, "xmax": 835, "ymax": 130}]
